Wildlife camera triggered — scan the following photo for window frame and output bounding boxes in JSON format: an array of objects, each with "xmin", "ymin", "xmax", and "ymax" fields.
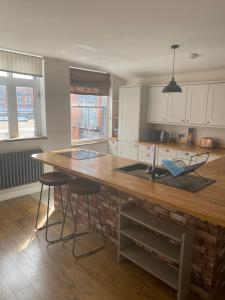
[
  {"xmin": 70, "ymin": 94, "xmax": 109, "ymax": 144},
  {"xmin": 0, "ymin": 72, "xmax": 42, "ymax": 140}
]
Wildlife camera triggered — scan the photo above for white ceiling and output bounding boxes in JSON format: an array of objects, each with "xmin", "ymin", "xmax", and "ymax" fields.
[{"xmin": 1, "ymin": 0, "xmax": 225, "ymax": 79}]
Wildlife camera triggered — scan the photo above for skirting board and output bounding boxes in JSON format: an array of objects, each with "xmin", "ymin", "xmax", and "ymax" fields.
[{"xmin": 0, "ymin": 182, "xmax": 45, "ymax": 202}]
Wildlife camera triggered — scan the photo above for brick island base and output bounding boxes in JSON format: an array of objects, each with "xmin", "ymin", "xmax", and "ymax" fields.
[{"xmin": 54, "ymin": 184, "xmax": 225, "ymax": 300}]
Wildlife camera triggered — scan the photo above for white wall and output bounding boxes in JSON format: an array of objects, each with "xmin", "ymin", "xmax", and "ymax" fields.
[
  {"xmin": 127, "ymin": 68, "xmax": 225, "ymax": 145},
  {"xmin": 153, "ymin": 124, "xmax": 225, "ymax": 146}
]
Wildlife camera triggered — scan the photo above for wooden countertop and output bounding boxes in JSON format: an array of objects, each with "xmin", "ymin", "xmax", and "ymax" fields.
[
  {"xmin": 138, "ymin": 141, "xmax": 225, "ymax": 156},
  {"xmin": 32, "ymin": 150, "xmax": 225, "ymax": 227}
]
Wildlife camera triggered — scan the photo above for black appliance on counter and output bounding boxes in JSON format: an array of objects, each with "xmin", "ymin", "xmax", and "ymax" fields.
[{"xmin": 150, "ymin": 130, "xmax": 170, "ymax": 143}]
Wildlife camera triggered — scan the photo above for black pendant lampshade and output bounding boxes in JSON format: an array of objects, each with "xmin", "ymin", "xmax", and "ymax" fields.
[{"xmin": 163, "ymin": 45, "xmax": 182, "ymax": 93}]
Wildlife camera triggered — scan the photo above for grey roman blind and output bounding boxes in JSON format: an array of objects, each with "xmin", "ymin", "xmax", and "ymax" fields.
[
  {"xmin": 0, "ymin": 50, "xmax": 43, "ymax": 77},
  {"xmin": 70, "ymin": 67, "xmax": 110, "ymax": 96}
]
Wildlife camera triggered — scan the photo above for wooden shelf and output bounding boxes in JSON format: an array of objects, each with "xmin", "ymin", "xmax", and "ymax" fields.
[
  {"xmin": 120, "ymin": 244, "xmax": 178, "ymax": 290},
  {"xmin": 121, "ymin": 205, "xmax": 186, "ymax": 242},
  {"xmin": 119, "ymin": 204, "xmax": 194, "ymax": 300},
  {"xmin": 120, "ymin": 224, "xmax": 180, "ymax": 263}
]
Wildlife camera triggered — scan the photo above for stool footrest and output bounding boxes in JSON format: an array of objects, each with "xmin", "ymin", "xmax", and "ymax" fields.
[
  {"xmin": 47, "ymin": 233, "xmax": 75, "ymax": 245},
  {"xmin": 35, "ymin": 220, "xmax": 62, "ymax": 231}
]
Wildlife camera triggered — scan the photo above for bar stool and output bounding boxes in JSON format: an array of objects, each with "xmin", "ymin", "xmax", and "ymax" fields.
[
  {"xmin": 35, "ymin": 171, "xmax": 70, "ymax": 244},
  {"xmin": 63, "ymin": 177, "xmax": 105, "ymax": 258}
]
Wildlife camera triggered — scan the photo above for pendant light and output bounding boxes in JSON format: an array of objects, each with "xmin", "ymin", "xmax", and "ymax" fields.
[{"xmin": 163, "ymin": 45, "xmax": 182, "ymax": 93}]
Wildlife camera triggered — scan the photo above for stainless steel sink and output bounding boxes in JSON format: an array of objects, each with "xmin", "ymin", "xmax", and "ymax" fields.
[{"xmin": 114, "ymin": 163, "xmax": 169, "ymax": 180}]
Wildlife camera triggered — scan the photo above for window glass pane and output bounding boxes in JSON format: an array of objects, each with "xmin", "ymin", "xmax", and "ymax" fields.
[
  {"xmin": 0, "ymin": 71, "xmax": 8, "ymax": 77},
  {"xmin": 16, "ymin": 87, "xmax": 35, "ymax": 137},
  {"xmin": 0, "ymin": 85, "xmax": 9, "ymax": 139},
  {"xmin": 71, "ymin": 94, "xmax": 107, "ymax": 140},
  {"xmin": 13, "ymin": 73, "xmax": 33, "ymax": 80}
]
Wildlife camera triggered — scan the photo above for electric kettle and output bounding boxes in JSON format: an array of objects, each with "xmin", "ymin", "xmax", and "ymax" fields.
[{"xmin": 160, "ymin": 131, "xmax": 169, "ymax": 143}]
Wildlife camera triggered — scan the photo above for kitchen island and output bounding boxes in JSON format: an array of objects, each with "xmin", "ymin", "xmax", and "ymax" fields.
[{"xmin": 32, "ymin": 150, "xmax": 225, "ymax": 299}]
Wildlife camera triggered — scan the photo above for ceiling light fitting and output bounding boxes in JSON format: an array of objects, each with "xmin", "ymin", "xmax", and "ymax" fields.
[{"xmin": 163, "ymin": 44, "xmax": 182, "ymax": 93}]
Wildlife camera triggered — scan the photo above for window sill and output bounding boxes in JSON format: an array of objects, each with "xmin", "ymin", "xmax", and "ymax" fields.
[
  {"xmin": 0, "ymin": 136, "xmax": 48, "ymax": 143},
  {"xmin": 71, "ymin": 138, "xmax": 108, "ymax": 147}
]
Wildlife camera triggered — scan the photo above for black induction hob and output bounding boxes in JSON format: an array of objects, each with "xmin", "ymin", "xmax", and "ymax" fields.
[{"xmin": 58, "ymin": 149, "xmax": 105, "ymax": 160}]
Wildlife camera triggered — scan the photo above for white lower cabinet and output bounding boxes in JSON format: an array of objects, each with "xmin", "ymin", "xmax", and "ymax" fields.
[
  {"xmin": 157, "ymin": 148, "xmax": 177, "ymax": 166},
  {"xmin": 115, "ymin": 141, "xmax": 223, "ymax": 167},
  {"xmin": 118, "ymin": 141, "xmax": 138, "ymax": 160},
  {"xmin": 138, "ymin": 144, "xmax": 154, "ymax": 164},
  {"xmin": 108, "ymin": 140, "xmax": 118, "ymax": 156}
]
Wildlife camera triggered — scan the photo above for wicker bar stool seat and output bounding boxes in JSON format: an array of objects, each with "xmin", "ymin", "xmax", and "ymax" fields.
[
  {"xmin": 62, "ymin": 177, "xmax": 105, "ymax": 258},
  {"xmin": 35, "ymin": 171, "xmax": 71, "ymax": 244}
]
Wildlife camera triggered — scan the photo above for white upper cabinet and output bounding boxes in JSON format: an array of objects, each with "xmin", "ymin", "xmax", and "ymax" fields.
[
  {"xmin": 147, "ymin": 86, "xmax": 168, "ymax": 123},
  {"xmin": 167, "ymin": 85, "xmax": 187, "ymax": 124},
  {"xmin": 119, "ymin": 86, "xmax": 140, "ymax": 141},
  {"xmin": 206, "ymin": 83, "xmax": 225, "ymax": 127},
  {"xmin": 185, "ymin": 84, "xmax": 209, "ymax": 125},
  {"xmin": 118, "ymin": 86, "xmax": 148, "ymax": 141}
]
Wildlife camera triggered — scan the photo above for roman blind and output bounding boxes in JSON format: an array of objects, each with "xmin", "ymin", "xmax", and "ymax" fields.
[
  {"xmin": 0, "ymin": 50, "xmax": 43, "ymax": 77},
  {"xmin": 70, "ymin": 67, "xmax": 110, "ymax": 96}
]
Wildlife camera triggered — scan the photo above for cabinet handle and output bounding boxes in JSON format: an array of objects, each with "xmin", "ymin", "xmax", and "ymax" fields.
[
  {"xmin": 147, "ymin": 154, "xmax": 150, "ymax": 157},
  {"xmin": 185, "ymin": 152, "xmax": 189, "ymax": 156},
  {"xmin": 207, "ymin": 121, "xmax": 210, "ymax": 124},
  {"xmin": 186, "ymin": 120, "xmax": 189, "ymax": 123},
  {"xmin": 166, "ymin": 149, "xmax": 170, "ymax": 152},
  {"xmin": 181, "ymin": 119, "xmax": 185, "ymax": 122}
]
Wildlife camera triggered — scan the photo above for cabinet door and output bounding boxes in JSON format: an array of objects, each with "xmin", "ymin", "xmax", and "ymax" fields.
[
  {"xmin": 118, "ymin": 86, "xmax": 140, "ymax": 141},
  {"xmin": 147, "ymin": 86, "xmax": 168, "ymax": 123},
  {"xmin": 138, "ymin": 144, "xmax": 153, "ymax": 163},
  {"xmin": 186, "ymin": 84, "xmax": 209, "ymax": 125},
  {"xmin": 157, "ymin": 148, "xmax": 177, "ymax": 166},
  {"xmin": 206, "ymin": 83, "xmax": 225, "ymax": 127},
  {"xmin": 108, "ymin": 140, "xmax": 118, "ymax": 156},
  {"xmin": 167, "ymin": 86, "xmax": 187, "ymax": 124},
  {"xmin": 118, "ymin": 141, "xmax": 138, "ymax": 160}
]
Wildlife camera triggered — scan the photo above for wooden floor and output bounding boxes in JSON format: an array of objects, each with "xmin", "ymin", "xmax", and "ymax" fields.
[{"xmin": 0, "ymin": 195, "xmax": 223, "ymax": 300}]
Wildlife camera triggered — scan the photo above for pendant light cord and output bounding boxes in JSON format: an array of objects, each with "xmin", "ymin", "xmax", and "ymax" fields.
[{"xmin": 172, "ymin": 47, "xmax": 176, "ymax": 79}]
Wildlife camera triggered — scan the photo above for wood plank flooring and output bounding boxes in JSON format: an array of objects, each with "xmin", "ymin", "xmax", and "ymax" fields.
[{"xmin": 0, "ymin": 195, "xmax": 224, "ymax": 300}]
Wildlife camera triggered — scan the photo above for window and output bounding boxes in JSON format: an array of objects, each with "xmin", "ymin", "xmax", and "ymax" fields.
[
  {"xmin": 71, "ymin": 94, "xmax": 108, "ymax": 141},
  {"xmin": 0, "ymin": 71, "xmax": 43, "ymax": 140},
  {"xmin": 16, "ymin": 86, "xmax": 35, "ymax": 137},
  {"xmin": 0, "ymin": 85, "xmax": 8, "ymax": 139}
]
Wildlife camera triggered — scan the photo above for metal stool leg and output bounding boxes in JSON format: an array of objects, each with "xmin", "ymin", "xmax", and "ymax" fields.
[
  {"xmin": 86, "ymin": 195, "xmax": 91, "ymax": 232},
  {"xmin": 35, "ymin": 184, "xmax": 61, "ymax": 232},
  {"xmin": 63, "ymin": 193, "xmax": 89, "ymax": 247},
  {"xmin": 70, "ymin": 193, "xmax": 104, "ymax": 259},
  {"xmin": 72, "ymin": 194, "xmax": 80, "ymax": 257},
  {"xmin": 95, "ymin": 194, "xmax": 105, "ymax": 246},
  {"xmin": 35, "ymin": 183, "xmax": 43, "ymax": 230},
  {"xmin": 60, "ymin": 187, "xmax": 70, "ymax": 239},
  {"xmin": 46, "ymin": 186, "xmax": 74, "ymax": 245}
]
